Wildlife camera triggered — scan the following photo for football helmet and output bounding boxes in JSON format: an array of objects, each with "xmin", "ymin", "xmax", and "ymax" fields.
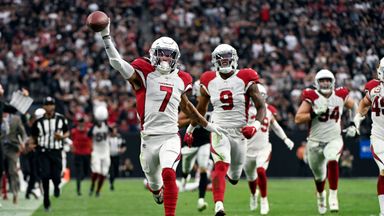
[
  {"xmin": 314, "ymin": 69, "xmax": 335, "ymax": 94},
  {"xmin": 377, "ymin": 57, "xmax": 384, "ymax": 82},
  {"xmin": 94, "ymin": 106, "xmax": 108, "ymax": 121},
  {"xmin": 257, "ymin": 84, "xmax": 267, "ymax": 100},
  {"xmin": 211, "ymin": 44, "xmax": 238, "ymax": 74},
  {"xmin": 149, "ymin": 37, "xmax": 180, "ymax": 74}
]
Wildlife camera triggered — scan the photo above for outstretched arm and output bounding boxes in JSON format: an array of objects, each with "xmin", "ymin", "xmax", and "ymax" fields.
[
  {"xmin": 295, "ymin": 101, "xmax": 313, "ymax": 124},
  {"xmin": 354, "ymin": 95, "xmax": 371, "ymax": 129},
  {"xmin": 270, "ymin": 117, "xmax": 294, "ymax": 150},
  {"xmin": 100, "ymin": 19, "xmax": 141, "ymax": 89},
  {"xmin": 180, "ymin": 93, "xmax": 208, "ymax": 128}
]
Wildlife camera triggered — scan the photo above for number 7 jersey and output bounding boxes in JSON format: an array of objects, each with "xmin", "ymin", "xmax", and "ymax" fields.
[
  {"xmin": 131, "ymin": 58, "xmax": 192, "ymax": 135},
  {"xmin": 200, "ymin": 69, "xmax": 259, "ymax": 128},
  {"xmin": 301, "ymin": 87, "xmax": 349, "ymax": 142}
]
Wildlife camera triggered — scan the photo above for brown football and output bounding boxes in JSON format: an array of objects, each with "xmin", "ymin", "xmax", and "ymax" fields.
[{"xmin": 86, "ymin": 11, "xmax": 109, "ymax": 32}]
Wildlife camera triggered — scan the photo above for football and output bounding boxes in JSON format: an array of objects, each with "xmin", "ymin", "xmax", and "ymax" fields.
[{"xmin": 86, "ymin": 11, "xmax": 109, "ymax": 32}]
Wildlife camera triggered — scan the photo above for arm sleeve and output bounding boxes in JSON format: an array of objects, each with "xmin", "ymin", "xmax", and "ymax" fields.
[
  {"xmin": 103, "ymin": 37, "xmax": 135, "ymax": 80},
  {"xmin": 270, "ymin": 120, "xmax": 288, "ymax": 141}
]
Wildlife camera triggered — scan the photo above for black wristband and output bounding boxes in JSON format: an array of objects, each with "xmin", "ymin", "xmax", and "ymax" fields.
[
  {"xmin": 102, "ymin": 35, "xmax": 111, "ymax": 40},
  {"xmin": 310, "ymin": 112, "xmax": 317, "ymax": 119}
]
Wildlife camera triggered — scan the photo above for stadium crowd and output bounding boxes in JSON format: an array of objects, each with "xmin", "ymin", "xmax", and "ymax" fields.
[{"xmin": 0, "ymin": 0, "xmax": 383, "ymax": 131}]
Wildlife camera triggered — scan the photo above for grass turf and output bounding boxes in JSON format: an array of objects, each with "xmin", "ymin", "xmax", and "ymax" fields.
[{"xmin": 31, "ymin": 178, "xmax": 379, "ymax": 216}]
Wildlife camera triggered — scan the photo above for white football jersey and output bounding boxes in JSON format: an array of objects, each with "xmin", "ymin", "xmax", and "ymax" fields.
[
  {"xmin": 131, "ymin": 58, "xmax": 192, "ymax": 135},
  {"xmin": 89, "ymin": 122, "xmax": 111, "ymax": 156},
  {"xmin": 200, "ymin": 69, "xmax": 259, "ymax": 128},
  {"xmin": 302, "ymin": 87, "xmax": 349, "ymax": 142},
  {"xmin": 247, "ymin": 104, "xmax": 278, "ymax": 151},
  {"xmin": 364, "ymin": 80, "xmax": 384, "ymax": 140}
]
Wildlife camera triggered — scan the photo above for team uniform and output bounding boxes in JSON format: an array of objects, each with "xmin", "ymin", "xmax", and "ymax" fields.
[
  {"xmin": 244, "ymin": 104, "xmax": 277, "ymax": 180},
  {"xmin": 200, "ymin": 69, "xmax": 259, "ymax": 180},
  {"xmin": 131, "ymin": 58, "xmax": 192, "ymax": 192},
  {"xmin": 364, "ymin": 80, "xmax": 384, "ymax": 170},
  {"xmin": 301, "ymin": 87, "xmax": 349, "ymax": 180},
  {"xmin": 89, "ymin": 122, "xmax": 112, "ymax": 176}
]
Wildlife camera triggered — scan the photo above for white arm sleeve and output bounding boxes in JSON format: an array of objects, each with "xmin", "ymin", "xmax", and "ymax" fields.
[
  {"xmin": 270, "ymin": 120, "xmax": 288, "ymax": 141},
  {"xmin": 103, "ymin": 36, "xmax": 135, "ymax": 80}
]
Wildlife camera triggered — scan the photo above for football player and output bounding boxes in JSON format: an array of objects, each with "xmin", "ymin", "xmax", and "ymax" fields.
[
  {"xmin": 295, "ymin": 69, "xmax": 357, "ymax": 214},
  {"xmin": 244, "ymin": 84, "xmax": 294, "ymax": 215},
  {"xmin": 184, "ymin": 44, "xmax": 266, "ymax": 216},
  {"xmin": 98, "ymin": 19, "xmax": 224, "ymax": 216},
  {"xmin": 88, "ymin": 106, "xmax": 111, "ymax": 197},
  {"xmin": 347, "ymin": 57, "xmax": 384, "ymax": 216}
]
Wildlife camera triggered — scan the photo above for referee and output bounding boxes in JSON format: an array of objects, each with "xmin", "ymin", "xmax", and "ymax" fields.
[{"xmin": 29, "ymin": 97, "xmax": 69, "ymax": 211}]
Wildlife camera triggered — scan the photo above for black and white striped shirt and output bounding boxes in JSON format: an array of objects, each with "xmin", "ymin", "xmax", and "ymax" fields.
[
  {"xmin": 31, "ymin": 112, "xmax": 69, "ymax": 150},
  {"xmin": 109, "ymin": 135, "xmax": 124, "ymax": 156}
]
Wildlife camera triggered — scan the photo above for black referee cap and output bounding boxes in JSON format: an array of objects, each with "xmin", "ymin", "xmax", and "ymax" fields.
[{"xmin": 43, "ymin": 96, "xmax": 55, "ymax": 105}]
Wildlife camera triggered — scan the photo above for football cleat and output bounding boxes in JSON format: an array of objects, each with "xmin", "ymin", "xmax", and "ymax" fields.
[
  {"xmin": 260, "ymin": 197, "xmax": 270, "ymax": 215},
  {"xmin": 328, "ymin": 190, "xmax": 339, "ymax": 212},
  {"xmin": 250, "ymin": 190, "xmax": 259, "ymax": 211},
  {"xmin": 317, "ymin": 191, "xmax": 327, "ymax": 215},
  {"xmin": 215, "ymin": 201, "xmax": 226, "ymax": 216},
  {"xmin": 197, "ymin": 198, "xmax": 208, "ymax": 212},
  {"xmin": 152, "ymin": 188, "xmax": 164, "ymax": 204}
]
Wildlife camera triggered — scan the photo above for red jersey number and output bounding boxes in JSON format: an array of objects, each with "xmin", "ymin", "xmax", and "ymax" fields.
[
  {"xmin": 220, "ymin": 90, "xmax": 234, "ymax": 110},
  {"xmin": 372, "ymin": 97, "xmax": 384, "ymax": 116},
  {"xmin": 317, "ymin": 106, "xmax": 340, "ymax": 122},
  {"xmin": 159, "ymin": 85, "xmax": 173, "ymax": 112}
]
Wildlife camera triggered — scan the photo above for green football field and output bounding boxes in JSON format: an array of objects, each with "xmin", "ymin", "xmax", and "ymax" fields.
[{"xmin": 29, "ymin": 178, "xmax": 379, "ymax": 216}]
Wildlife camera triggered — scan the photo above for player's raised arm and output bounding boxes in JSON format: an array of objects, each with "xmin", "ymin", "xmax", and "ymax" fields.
[
  {"xmin": 97, "ymin": 18, "xmax": 140, "ymax": 88},
  {"xmin": 270, "ymin": 117, "xmax": 294, "ymax": 150}
]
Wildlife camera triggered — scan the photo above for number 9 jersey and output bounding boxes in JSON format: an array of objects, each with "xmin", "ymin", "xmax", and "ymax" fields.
[
  {"xmin": 200, "ymin": 69, "xmax": 259, "ymax": 128},
  {"xmin": 301, "ymin": 87, "xmax": 349, "ymax": 142}
]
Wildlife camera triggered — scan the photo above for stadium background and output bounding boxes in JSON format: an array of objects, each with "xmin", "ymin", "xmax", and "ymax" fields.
[{"xmin": 1, "ymin": 0, "xmax": 383, "ymax": 178}]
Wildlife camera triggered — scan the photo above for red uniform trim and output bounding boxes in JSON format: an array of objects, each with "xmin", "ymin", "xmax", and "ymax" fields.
[
  {"xmin": 301, "ymin": 88, "xmax": 318, "ymax": 104},
  {"xmin": 200, "ymin": 71, "xmax": 216, "ymax": 90},
  {"xmin": 236, "ymin": 68, "xmax": 260, "ymax": 87},
  {"xmin": 335, "ymin": 87, "xmax": 349, "ymax": 100}
]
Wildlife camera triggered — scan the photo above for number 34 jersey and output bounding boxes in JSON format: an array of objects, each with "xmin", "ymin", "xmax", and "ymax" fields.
[
  {"xmin": 301, "ymin": 87, "xmax": 349, "ymax": 142},
  {"xmin": 365, "ymin": 79, "xmax": 384, "ymax": 140},
  {"xmin": 200, "ymin": 69, "xmax": 259, "ymax": 128},
  {"xmin": 131, "ymin": 58, "xmax": 192, "ymax": 135}
]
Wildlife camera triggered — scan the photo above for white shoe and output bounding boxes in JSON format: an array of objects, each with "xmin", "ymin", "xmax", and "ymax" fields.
[
  {"xmin": 250, "ymin": 189, "xmax": 259, "ymax": 211},
  {"xmin": 197, "ymin": 198, "xmax": 208, "ymax": 212},
  {"xmin": 328, "ymin": 189, "xmax": 339, "ymax": 212},
  {"xmin": 215, "ymin": 201, "xmax": 226, "ymax": 215},
  {"xmin": 317, "ymin": 191, "xmax": 327, "ymax": 215},
  {"xmin": 260, "ymin": 197, "xmax": 269, "ymax": 215}
]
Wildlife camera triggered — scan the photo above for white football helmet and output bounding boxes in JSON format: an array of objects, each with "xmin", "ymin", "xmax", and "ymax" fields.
[
  {"xmin": 377, "ymin": 57, "xmax": 384, "ymax": 82},
  {"xmin": 257, "ymin": 84, "xmax": 268, "ymax": 100},
  {"xmin": 94, "ymin": 106, "xmax": 108, "ymax": 121},
  {"xmin": 149, "ymin": 37, "xmax": 180, "ymax": 74},
  {"xmin": 34, "ymin": 108, "xmax": 46, "ymax": 119},
  {"xmin": 315, "ymin": 69, "xmax": 335, "ymax": 94},
  {"xmin": 211, "ymin": 44, "xmax": 238, "ymax": 74}
]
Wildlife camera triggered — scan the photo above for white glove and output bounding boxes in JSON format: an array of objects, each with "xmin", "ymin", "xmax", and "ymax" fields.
[
  {"xmin": 100, "ymin": 18, "xmax": 110, "ymax": 37},
  {"xmin": 353, "ymin": 113, "xmax": 365, "ymax": 130},
  {"xmin": 204, "ymin": 123, "xmax": 226, "ymax": 136},
  {"xmin": 284, "ymin": 138, "xmax": 294, "ymax": 150},
  {"xmin": 343, "ymin": 124, "xmax": 359, "ymax": 137},
  {"xmin": 313, "ymin": 98, "xmax": 328, "ymax": 115}
]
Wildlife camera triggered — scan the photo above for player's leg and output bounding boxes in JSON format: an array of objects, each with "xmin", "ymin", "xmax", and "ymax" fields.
[
  {"xmin": 211, "ymin": 131, "xmax": 231, "ymax": 215},
  {"xmin": 74, "ymin": 155, "xmax": 82, "ymax": 195},
  {"xmin": 307, "ymin": 140, "xmax": 327, "ymax": 214},
  {"xmin": 196, "ymin": 143, "xmax": 210, "ymax": 211},
  {"xmin": 370, "ymin": 137, "xmax": 384, "ymax": 216},
  {"xmin": 140, "ymin": 135, "xmax": 162, "ymax": 204},
  {"xmin": 244, "ymin": 155, "xmax": 258, "ymax": 211},
  {"xmin": 89, "ymin": 154, "xmax": 100, "ymax": 196},
  {"xmin": 227, "ymin": 130, "xmax": 247, "ymax": 185},
  {"xmin": 180, "ymin": 146, "xmax": 198, "ymax": 189},
  {"xmin": 109, "ymin": 156, "xmax": 118, "ymax": 191},
  {"xmin": 159, "ymin": 134, "xmax": 182, "ymax": 216},
  {"xmin": 323, "ymin": 137, "xmax": 343, "ymax": 212},
  {"xmin": 50, "ymin": 151, "xmax": 62, "ymax": 198},
  {"xmin": 255, "ymin": 145, "xmax": 272, "ymax": 215},
  {"xmin": 95, "ymin": 156, "xmax": 110, "ymax": 196},
  {"xmin": 37, "ymin": 152, "xmax": 51, "ymax": 211}
]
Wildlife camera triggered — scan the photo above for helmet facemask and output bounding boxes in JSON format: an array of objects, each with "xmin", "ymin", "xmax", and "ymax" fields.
[
  {"xmin": 149, "ymin": 37, "xmax": 180, "ymax": 75},
  {"xmin": 316, "ymin": 78, "xmax": 334, "ymax": 94},
  {"xmin": 211, "ymin": 44, "xmax": 238, "ymax": 74}
]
